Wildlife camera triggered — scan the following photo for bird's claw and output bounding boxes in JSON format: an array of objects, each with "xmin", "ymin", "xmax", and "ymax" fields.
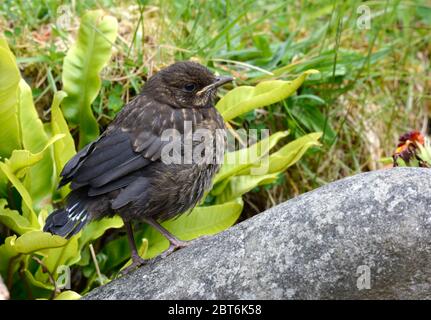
[
  {"xmin": 119, "ymin": 237, "xmax": 210, "ymax": 276},
  {"xmin": 171, "ymin": 239, "xmax": 190, "ymax": 249},
  {"xmin": 118, "ymin": 255, "xmax": 148, "ymax": 277},
  {"xmin": 160, "ymin": 239, "xmax": 191, "ymax": 259}
]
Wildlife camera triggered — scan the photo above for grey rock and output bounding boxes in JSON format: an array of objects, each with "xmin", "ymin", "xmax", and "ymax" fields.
[{"xmin": 84, "ymin": 167, "xmax": 431, "ymax": 300}]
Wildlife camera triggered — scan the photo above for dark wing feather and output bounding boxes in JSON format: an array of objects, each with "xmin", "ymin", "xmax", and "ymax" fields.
[
  {"xmin": 111, "ymin": 177, "xmax": 150, "ymax": 210},
  {"xmin": 89, "ymin": 155, "xmax": 150, "ymax": 188},
  {"xmin": 87, "ymin": 173, "xmax": 139, "ymax": 196},
  {"xmin": 58, "ymin": 139, "xmax": 98, "ymax": 187},
  {"xmin": 59, "ymin": 95, "xmax": 179, "ymax": 204},
  {"xmin": 72, "ymin": 134, "xmax": 132, "ymax": 183},
  {"xmin": 64, "ymin": 129, "xmax": 152, "ymax": 191}
]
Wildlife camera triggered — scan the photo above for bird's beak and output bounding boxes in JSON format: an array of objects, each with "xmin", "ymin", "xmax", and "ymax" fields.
[
  {"xmin": 197, "ymin": 76, "xmax": 234, "ymax": 95},
  {"xmin": 214, "ymin": 76, "xmax": 234, "ymax": 88}
]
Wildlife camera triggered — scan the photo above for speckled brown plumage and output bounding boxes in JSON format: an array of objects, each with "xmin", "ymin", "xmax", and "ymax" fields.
[{"xmin": 44, "ymin": 61, "xmax": 233, "ymax": 272}]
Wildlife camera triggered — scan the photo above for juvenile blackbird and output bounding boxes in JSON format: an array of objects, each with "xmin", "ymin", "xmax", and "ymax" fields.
[{"xmin": 44, "ymin": 61, "xmax": 233, "ymax": 272}]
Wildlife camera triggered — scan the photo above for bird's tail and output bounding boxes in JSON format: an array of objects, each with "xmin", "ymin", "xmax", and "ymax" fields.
[{"xmin": 43, "ymin": 190, "xmax": 90, "ymax": 239}]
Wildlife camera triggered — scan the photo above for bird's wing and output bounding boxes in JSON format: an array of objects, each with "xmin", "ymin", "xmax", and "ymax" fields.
[
  {"xmin": 59, "ymin": 96, "xmax": 185, "ymax": 195},
  {"xmin": 107, "ymin": 104, "xmax": 225, "ymax": 210}
]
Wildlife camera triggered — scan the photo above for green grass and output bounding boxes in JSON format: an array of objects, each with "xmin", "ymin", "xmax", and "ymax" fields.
[{"xmin": 1, "ymin": 0, "xmax": 430, "ymax": 215}]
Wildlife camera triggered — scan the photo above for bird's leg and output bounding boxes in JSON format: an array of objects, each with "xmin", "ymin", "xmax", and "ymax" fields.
[
  {"xmin": 143, "ymin": 217, "xmax": 190, "ymax": 257},
  {"xmin": 120, "ymin": 220, "xmax": 148, "ymax": 275}
]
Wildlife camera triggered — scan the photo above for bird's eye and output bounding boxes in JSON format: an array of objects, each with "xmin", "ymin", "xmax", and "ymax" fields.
[{"xmin": 184, "ymin": 83, "xmax": 196, "ymax": 92}]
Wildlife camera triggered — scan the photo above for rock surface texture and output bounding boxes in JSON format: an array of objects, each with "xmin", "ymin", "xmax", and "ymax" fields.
[{"xmin": 84, "ymin": 168, "xmax": 431, "ymax": 300}]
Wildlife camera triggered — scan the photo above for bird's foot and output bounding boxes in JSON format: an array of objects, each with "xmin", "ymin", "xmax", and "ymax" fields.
[
  {"xmin": 119, "ymin": 255, "xmax": 149, "ymax": 276},
  {"xmin": 160, "ymin": 239, "xmax": 191, "ymax": 259},
  {"xmin": 171, "ymin": 238, "xmax": 190, "ymax": 249}
]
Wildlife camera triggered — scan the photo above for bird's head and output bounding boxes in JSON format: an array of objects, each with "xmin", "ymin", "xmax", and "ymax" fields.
[{"xmin": 143, "ymin": 61, "xmax": 233, "ymax": 109}]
